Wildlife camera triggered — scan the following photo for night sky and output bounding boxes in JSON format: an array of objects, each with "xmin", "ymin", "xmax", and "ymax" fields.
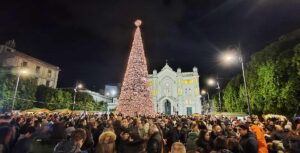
[{"xmin": 1, "ymin": 0, "xmax": 300, "ymax": 91}]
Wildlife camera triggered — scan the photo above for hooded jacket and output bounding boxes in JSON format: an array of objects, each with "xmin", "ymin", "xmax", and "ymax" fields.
[
  {"xmin": 250, "ymin": 125, "xmax": 268, "ymax": 153},
  {"xmin": 53, "ymin": 140, "xmax": 85, "ymax": 153},
  {"xmin": 239, "ymin": 131, "xmax": 259, "ymax": 153},
  {"xmin": 186, "ymin": 132, "xmax": 199, "ymax": 151}
]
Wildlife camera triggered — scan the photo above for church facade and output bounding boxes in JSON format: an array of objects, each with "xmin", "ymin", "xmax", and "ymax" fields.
[{"xmin": 148, "ymin": 63, "xmax": 202, "ymax": 115}]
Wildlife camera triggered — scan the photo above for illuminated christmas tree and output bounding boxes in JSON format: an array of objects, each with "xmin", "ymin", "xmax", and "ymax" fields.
[{"xmin": 116, "ymin": 19, "xmax": 155, "ymax": 116}]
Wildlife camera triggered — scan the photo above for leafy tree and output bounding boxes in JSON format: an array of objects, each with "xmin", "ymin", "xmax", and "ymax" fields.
[
  {"xmin": 35, "ymin": 85, "xmax": 55, "ymax": 108},
  {"xmin": 0, "ymin": 74, "xmax": 36, "ymax": 111},
  {"xmin": 223, "ymin": 29, "xmax": 300, "ymax": 117},
  {"xmin": 223, "ymin": 75, "xmax": 245, "ymax": 112},
  {"xmin": 95, "ymin": 101, "xmax": 108, "ymax": 111},
  {"xmin": 47, "ymin": 89, "xmax": 72, "ymax": 110},
  {"xmin": 75, "ymin": 92, "xmax": 96, "ymax": 111}
]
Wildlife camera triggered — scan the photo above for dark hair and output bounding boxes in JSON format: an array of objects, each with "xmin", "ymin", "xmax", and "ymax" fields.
[
  {"xmin": 238, "ymin": 124, "xmax": 249, "ymax": 131},
  {"xmin": 0, "ymin": 126, "xmax": 12, "ymax": 144},
  {"xmin": 198, "ymin": 129, "xmax": 209, "ymax": 141},
  {"xmin": 227, "ymin": 138, "xmax": 240, "ymax": 152},
  {"xmin": 196, "ymin": 129, "xmax": 210, "ymax": 147},
  {"xmin": 71, "ymin": 129, "xmax": 86, "ymax": 142},
  {"xmin": 213, "ymin": 136, "xmax": 228, "ymax": 151}
]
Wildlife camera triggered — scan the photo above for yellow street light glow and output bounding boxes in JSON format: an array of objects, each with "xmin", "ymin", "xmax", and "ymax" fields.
[
  {"xmin": 207, "ymin": 78, "xmax": 216, "ymax": 86},
  {"xmin": 77, "ymin": 84, "xmax": 83, "ymax": 89},
  {"xmin": 201, "ymin": 90, "xmax": 206, "ymax": 95}
]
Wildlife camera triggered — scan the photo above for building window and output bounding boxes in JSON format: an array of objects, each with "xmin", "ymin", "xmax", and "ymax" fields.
[
  {"xmin": 47, "ymin": 70, "xmax": 52, "ymax": 77},
  {"xmin": 36, "ymin": 66, "xmax": 40, "ymax": 74},
  {"xmin": 21, "ymin": 61, "xmax": 28, "ymax": 67},
  {"xmin": 46, "ymin": 80, "xmax": 50, "ymax": 87}
]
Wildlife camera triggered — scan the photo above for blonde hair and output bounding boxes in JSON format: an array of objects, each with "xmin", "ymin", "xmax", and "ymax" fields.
[
  {"xmin": 99, "ymin": 131, "xmax": 116, "ymax": 143},
  {"xmin": 171, "ymin": 142, "xmax": 186, "ymax": 153}
]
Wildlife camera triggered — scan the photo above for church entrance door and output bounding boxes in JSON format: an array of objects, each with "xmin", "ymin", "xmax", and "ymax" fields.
[{"xmin": 165, "ymin": 100, "xmax": 171, "ymax": 115}]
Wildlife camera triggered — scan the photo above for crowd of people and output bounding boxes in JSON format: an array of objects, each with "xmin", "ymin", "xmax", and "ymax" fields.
[{"xmin": 0, "ymin": 112, "xmax": 299, "ymax": 153}]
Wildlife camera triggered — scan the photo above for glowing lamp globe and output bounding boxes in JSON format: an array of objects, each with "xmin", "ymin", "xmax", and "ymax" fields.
[{"xmin": 134, "ymin": 20, "xmax": 142, "ymax": 27}]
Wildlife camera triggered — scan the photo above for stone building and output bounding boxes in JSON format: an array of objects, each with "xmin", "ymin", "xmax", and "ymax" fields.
[
  {"xmin": 0, "ymin": 42, "xmax": 60, "ymax": 88},
  {"xmin": 148, "ymin": 63, "xmax": 201, "ymax": 115}
]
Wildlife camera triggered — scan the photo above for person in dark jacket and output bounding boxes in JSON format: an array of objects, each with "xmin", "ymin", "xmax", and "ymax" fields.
[
  {"xmin": 196, "ymin": 129, "xmax": 212, "ymax": 153},
  {"xmin": 147, "ymin": 124, "xmax": 162, "ymax": 153},
  {"xmin": 0, "ymin": 125, "xmax": 13, "ymax": 153},
  {"xmin": 166, "ymin": 124, "xmax": 183, "ymax": 152},
  {"xmin": 125, "ymin": 130, "xmax": 145, "ymax": 153},
  {"xmin": 53, "ymin": 129, "xmax": 87, "ymax": 153},
  {"xmin": 238, "ymin": 124, "xmax": 258, "ymax": 153},
  {"xmin": 12, "ymin": 126, "xmax": 35, "ymax": 153}
]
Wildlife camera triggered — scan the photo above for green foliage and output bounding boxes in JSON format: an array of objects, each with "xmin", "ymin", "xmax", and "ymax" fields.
[
  {"xmin": 223, "ymin": 30, "xmax": 300, "ymax": 117},
  {"xmin": 0, "ymin": 74, "xmax": 37, "ymax": 111},
  {"xmin": 47, "ymin": 89, "xmax": 72, "ymax": 110},
  {"xmin": 74, "ymin": 92, "xmax": 95, "ymax": 111},
  {"xmin": 35, "ymin": 85, "xmax": 55, "ymax": 108},
  {"xmin": 223, "ymin": 75, "xmax": 245, "ymax": 112},
  {"xmin": 95, "ymin": 101, "xmax": 108, "ymax": 111}
]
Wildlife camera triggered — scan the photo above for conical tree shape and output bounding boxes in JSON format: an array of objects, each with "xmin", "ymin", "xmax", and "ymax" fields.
[{"xmin": 116, "ymin": 20, "xmax": 155, "ymax": 116}]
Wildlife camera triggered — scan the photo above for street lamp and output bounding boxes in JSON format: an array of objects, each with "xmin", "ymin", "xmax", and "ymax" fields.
[
  {"xmin": 221, "ymin": 47, "xmax": 251, "ymax": 115},
  {"xmin": 73, "ymin": 83, "xmax": 83, "ymax": 111},
  {"xmin": 207, "ymin": 78, "xmax": 222, "ymax": 111},
  {"xmin": 201, "ymin": 89, "xmax": 211, "ymax": 114},
  {"xmin": 12, "ymin": 69, "xmax": 28, "ymax": 111}
]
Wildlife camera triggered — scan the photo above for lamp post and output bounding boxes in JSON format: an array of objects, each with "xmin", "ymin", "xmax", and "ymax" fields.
[
  {"xmin": 207, "ymin": 78, "xmax": 222, "ymax": 111},
  {"xmin": 201, "ymin": 89, "xmax": 210, "ymax": 113},
  {"xmin": 73, "ymin": 83, "xmax": 83, "ymax": 111},
  {"xmin": 12, "ymin": 69, "xmax": 28, "ymax": 112},
  {"xmin": 221, "ymin": 47, "xmax": 251, "ymax": 116}
]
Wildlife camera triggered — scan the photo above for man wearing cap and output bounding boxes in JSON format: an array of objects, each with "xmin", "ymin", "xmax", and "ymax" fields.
[{"xmin": 238, "ymin": 124, "xmax": 259, "ymax": 153}]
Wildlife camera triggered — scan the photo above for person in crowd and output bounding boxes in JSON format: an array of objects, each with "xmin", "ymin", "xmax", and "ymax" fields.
[
  {"xmin": 210, "ymin": 124, "xmax": 223, "ymax": 142},
  {"xmin": 95, "ymin": 130, "xmax": 116, "ymax": 153},
  {"xmin": 238, "ymin": 124, "xmax": 259, "ymax": 153},
  {"xmin": 167, "ymin": 124, "xmax": 183, "ymax": 152},
  {"xmin": 51, "ymin": 117, "xmax": 66, "ymax": 144},
  {"xmin": 0, "ymin": 125, "xmax": 13, "ymax": 153},
  {"xmin": 211, "ymin": 136, "xmax": 232, "ymax": 153},
  {"xmin": 53, "ymin": 128, "xmax": 87, "ymax": 153},
  {"xmin": 196, "ymin": 129, "xmax": 212, "ymax": 153},
  {"xmin": 250, "ymin": 123, "xmax": 268, "ymax": 153},
  {"xmin": 146, "ymin": 124, "xmax": 163, "ymax": 153},
  {"xmin": 227, "ymin": 137, "xmax": 243, "ymax": 153},
  {"xmin": 286, "ymin": 119, "xmax": 300, "ymax": 153},
  {"xmin": 12, "ymin": 126, "xmax": 35, "ymax": 153},
  {"xmin": 171, "ymin": 142, "xmax": 186, "ymax": 153},
  {"xmin": 65, "ymin": 121, "xmax": 76, "ymax": 139},
  {"xmin": 186, "ymin": 123, "xmax": 199, "ymax": 152}
]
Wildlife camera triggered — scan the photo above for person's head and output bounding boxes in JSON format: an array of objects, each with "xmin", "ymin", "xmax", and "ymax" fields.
[
  {"xmin": 99, "ymin": 131, "xmax": 116, "ymax": 144},
  {"xmin": 227, "ymin": 137, "xmax": 240, "ymax": 152},
  {"xmin": 191, "ymin": 124, "xmax": 199, "ymax": 133},
  {"xmin": 0, "ymin": 126, "xmax": 12, "ymax": 144},
  {"xmin": 275, "ymin": 125, "xmax": 283, "ymax": 132},
  {"xmin": 160, "ymin": 121, "xmax": 166, "ymax": 128},
  {"xmin": 212, "ymin": 124, "xmax": 222, "ymax": 134},
  {"xmin": 199, "ymin": 129, "xmax": 210, "ymax": 141},
  {"xmin": 71, "ymin": 129, "xmax": 87, "ymax": 147},
  {"xmin": 176, "ymin": 124, "xmax": 182, "ymax": 131},
  {"xmin": 121, "ymin": 129, "xmax": 130, "ymax": 140},
  {"xmin": 171, "ymin": 142, "xmax": 186, "ymax": 153},
  {"xmin": 213, "ymin": 136, "xmax": 228, "ymax": 151},
  {"xmin": 121, "ymin": 118, "xmax": 129, "ymax": 128},
  {"xmin": 136, "ymin": 119, "xmax": 143, "ymax": 128},
  {"xmin": 149, "ymin": 124, "xmax": 159, "ymax": 135},
  {"xmin": 238, "ymin": 124, "xmax": 249, "ymax": 136},
  {"xmin": 24, "ymin": 126, "xmax": 35, "ymax": 138}
]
